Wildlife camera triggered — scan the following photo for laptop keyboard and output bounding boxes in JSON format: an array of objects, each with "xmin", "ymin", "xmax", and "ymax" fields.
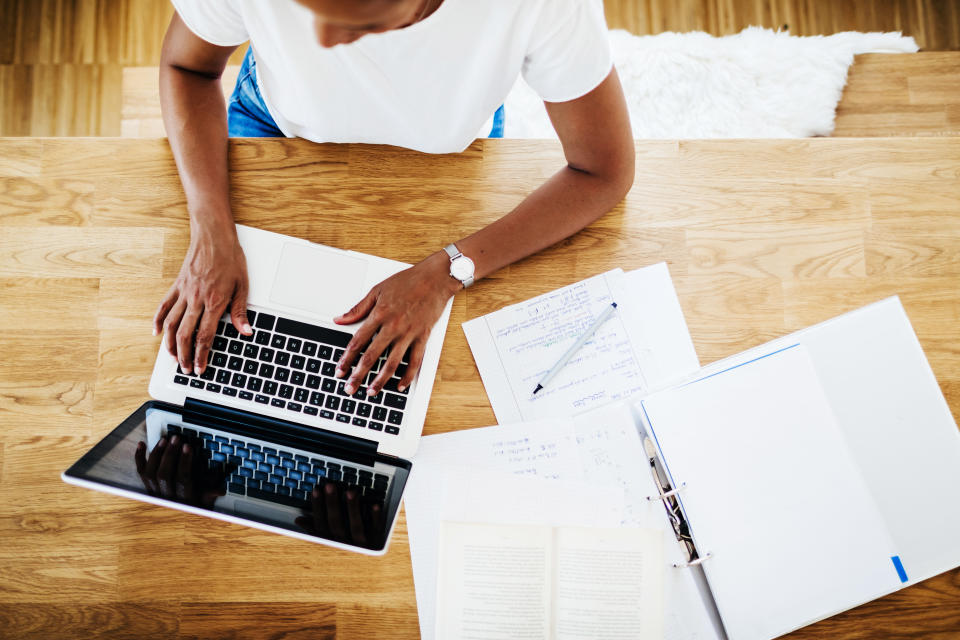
[
  {"xmin": 165, "ymin": 424, "xmax": 389, "ymax": 509},
  {"xmin": 172, "ymin": 310, "xmax": 409, "ymax": 436}
]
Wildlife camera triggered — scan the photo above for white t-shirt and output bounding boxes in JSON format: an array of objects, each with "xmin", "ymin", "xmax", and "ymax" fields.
[{"xmin": 171, "ymin": 0, "xmax": 612, "ymax": 153}]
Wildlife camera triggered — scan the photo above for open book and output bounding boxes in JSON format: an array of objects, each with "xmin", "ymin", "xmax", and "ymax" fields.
[{"xmin": 436, "ymin": 521, "xmax": 663, "ymax": 640}]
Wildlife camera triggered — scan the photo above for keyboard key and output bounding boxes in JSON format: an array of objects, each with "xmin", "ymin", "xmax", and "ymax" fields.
[
  {"xmin": 310, "ymin": 391, "xmax": 324, "ymax": 406},
  {"xmin": 238, "ymin": 467, "xmax": 253, "ymax": 478},
  {"xmin": 384, "ymin": 393, "xmax": 407, "ymax": 410},
  {"xmin": 337, "ymin": 382, "xmax": 351, "ymax": 397},
  {"xmin": 255, "ymin": 330, "xmax": 271, "ymax": 346},
  {"xmin": 212, "ymin": 353, "xmax": 228, "ymax": 368},
  {"xmin": 247, "ymin": 443, "xmax": 261, "ymax": 451},
  {"xmin": 281, "ymin": 459, "xmax": 296, "ymax": 470},
  {"xmin": 247, "ymin": 377, "xmax": 262, "ymax": 392},
  {"xmin": 280, "ymin": 451, "xmax": 293, "ymax": 459},
  {"xmin": 306, "ymin": 374, "xmax": 321, "ymax": 389},
  {"xmin": 321, "ymin": 378, "xmax": 337, "ymax": 393},
  {"xmin": 304, "ymin": 406, "xmax": 319, "ymax": 416},
  {"xmin": 222, "ymin": 387, "xmax": 237, "ymax": 397},
  {"xmin": 279, "ymin": 384, "xmax": 294, "ymax": 399},
  {"xmin": 357, "ymin": 403, "xmax": 372, "ymax": 418},
  {"xmin": 275, "ymin": 368, "xmax": 290, "ymax": 383},
  {"xmin": 246, "ymin": 310, "xmax": 257, "ymax": 325},
  {"xmin": 388, "ymin": 410, "xmax": 403, "ymax": 425},
  {"xmin": 228, "ymin": 356, "xmax": 243, "ymax": 371},
  {"xmin": 259, "ymin": 363, "xmax": 275, "ymax": 378},
  {"xmin": 204, "ymin": 440, "xmax": 219, "ymax": 451},
  {"xmin": 250, "ymin": 451, "xmax": 265, "ymax": 462},
  {"xmin": 334, "ymin": 348, "xmax": 345, "ymax": 362},
  {"xmin": 284, "ymin": 478, "xmax": 299, "ymax": 489},
  {"xmin": 353, "ymin": 417, "xmax": 367, "ymax": 428},
  {"xmin": 287, "ymin": 338, "xmax": 302, "ymax": 353},
  {"xmin": 385, "ymin": 425, "xmax": 400, "ymax": 435},
  {"xmin": 306, "ymin": 359, "xmax": 321, "ymax": 374},
  {"xmin": 220, "ymin": 444, "xmax": 234, "ymax": 454},
  {"xmin": 205, "ymin": 382, "xmax": 221, "ymax": 393},
  {"xmin": 305, "ymin": 473, "xmax": 318, "ymax": 484},
  {"xmin": 275, "ymin": 352, "xmax": 290, "ymax": 367},
  {"xmin": 325, "ymin": 396, "xmax": 340, "ymax": 411},
  {"xmin": 262, "ymin": 447, "xmax": 277, "ymax": 454},
  {"xmin": 341, "ymin": 399, "xmax": 357, "ymax": 414},
  {"xmin": 319, "ymin": 345, "xmax": 333, "ymax": 360},
  {"xmin": 263, "ymin": 380, "xmax": 278, "ymax": 395},
  {"xmin": 229, "ymin": 482, "xmax": 246, "ymax": 495},
  {"xmin": 326, "ymin": 463, "xmax": 341, "ymax": 471},
  {"xmin": 277, "ymin": 486, "xmax": 291, "ymax": 496},
  {"xmin": 320, "ymin": 409, "xmax": 335, "ymax": 420},
  {"xmin": 174, "ymin": 375, "xmax": 189, "ymax": 385},
  {"xmin": 214, "ymin": 436, "xmax": 229, "ymax": 444},
  {"xmin": 287, "ymin": 402, "xmax": 302, "ymax": 412},
  {"xmin": 328, "ymin": 469, "xmax": 343, "ymax": 482},
  {"xmin": 265, "ymin": 454, "xmax": 280, "ymax": 465},
  {"xmin": 243, "ymin": 344, "xmax": 259, "ymax": 358},
  {"xmin": 373, "ymin": 406, "xmax": 387, "ymax": 422},
  {"xmin": 258, "ymin": 347, "xmax": 275, "ymax": 363},
  {"xmin": 291, "ymin": 355, "xmax": 306, "ymax": 370},
  {"xmin": 302, "ymin": 342, "xmax": 317, "ymax": 357},
  {"xmin": 271, "ymin": 335, "xmax": 286, "ymax": 349},
  {"xmin": 231, "ymin": 373, "xmax": 247, "ymax": 388},
  {"xmin": 295, "ymin": 388, "xmax": 309, "ymax": 403},
  {"xmin": 297, "ymin": 461, "xmax": 310, "ymax": 472},
  {"xmin": 190, "ymin": 379, "xmax": 204, "ymax": 389},
  {"xmin": 239, "ymin": 329, "xmax": 254, "ymax": 342},
  {"xmin": 291, "ymin": 371, "xmax": 306, "ymax": 386},
  {"xmin": 384, "ymin": 377, "xmax": 408, "ymax": 394},
  {"xmin": 288, "ymin": 470, "xmax": 303, "ymax": 481},
  {"xmin": 246, "ymin": 478, "xmax": 261, "ymax": 490},
  {"xmin": 243, "ymin": 360, "xmax": 259, "ymax": 375},
  {"xmin": 367, "ymin": 391, "xmax": 383, "ymax": 405},
  {"xmin": 216, "ymin": 369, "xmax": 231, "ymax": 384},
  {"xmin": 213, "ymin": 336, "xmax": 228, "ymax": 351},
  {"xmin": 255, "ymin": 394, "xmax": 269, "ymax": 404},
  {"xmin": 336, "ymin": 413, "xmax": 351, "ymax": 424},
  {"xmin": 269, "ymin": 474, "xmax": 284, "ymax": 485},
  {"xmin": 271, "ymin": 398, "xmax": 285, "ymax": 408},
  {"xmin": 255, "ymin": 313, "xmax": 276, "ymax": 330},
  {"xmin": 228, "ymin": 340, "xmax": 243, "ymax": 355},
  {"xmin": 224, "ymin": 323, "xmax": 239, "ymax": 339},
  {"xmin": 292, "ymin": 489, "xmax": 307, "ymax": 501}
]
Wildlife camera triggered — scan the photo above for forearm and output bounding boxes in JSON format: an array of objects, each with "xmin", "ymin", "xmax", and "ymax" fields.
[
  {"xmin": 160, "ymin": 63, "xmax": 235, "ymax": 236},
  {"xmin": 454, "ymin": 162, "xmax": 633, "ymax": 281}
]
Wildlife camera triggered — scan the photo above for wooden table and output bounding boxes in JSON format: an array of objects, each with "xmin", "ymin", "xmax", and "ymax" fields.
[{"xmin": 1, "ymin": 137, "xmax": 958, "ymax": 638}]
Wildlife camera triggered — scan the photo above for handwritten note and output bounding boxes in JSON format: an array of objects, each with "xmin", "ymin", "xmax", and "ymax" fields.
[{"xmin": 464, "ymin": 264, "xmax": 699, "ymax": 424}]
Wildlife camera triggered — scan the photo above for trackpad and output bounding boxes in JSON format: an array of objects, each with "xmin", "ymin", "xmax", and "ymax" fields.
[{"xmin": 270, "ymin": 242, "xmax": 368, "ymax": 318}]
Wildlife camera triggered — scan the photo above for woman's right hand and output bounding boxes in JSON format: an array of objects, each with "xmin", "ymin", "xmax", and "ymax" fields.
[{"xmin": 153, "ymin": 224, "xmax": 252, "ymax": 375}]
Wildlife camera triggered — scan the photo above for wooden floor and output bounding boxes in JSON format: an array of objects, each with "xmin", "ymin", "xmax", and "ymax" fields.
[
  {"xmin": 1, "ymin": 136, "xmax": 959, "ymax": 639},
  {"xmin": 1, "ymin": 0, "xmax": 959, "ymax": 136}
]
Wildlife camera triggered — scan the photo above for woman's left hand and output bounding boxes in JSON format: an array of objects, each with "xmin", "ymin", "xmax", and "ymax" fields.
[{"xmin": 334, "ymin": 250, "xmax": 460, "ymax": 397}]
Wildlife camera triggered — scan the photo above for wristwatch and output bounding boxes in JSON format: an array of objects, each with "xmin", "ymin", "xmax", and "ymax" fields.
[{"xmin": 444, "ymin": 243, "xmax": 475, "ymax": 288}]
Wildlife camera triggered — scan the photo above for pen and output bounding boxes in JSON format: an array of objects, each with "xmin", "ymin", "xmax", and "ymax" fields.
[{"xmin": 531, "ymin": 301, "xmax": 618, "ymax": 395}]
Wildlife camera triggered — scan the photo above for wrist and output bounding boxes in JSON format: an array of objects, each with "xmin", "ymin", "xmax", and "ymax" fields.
[{"xmin": 425, "ymin": 250, "xmax": 464, "ymax": 296}]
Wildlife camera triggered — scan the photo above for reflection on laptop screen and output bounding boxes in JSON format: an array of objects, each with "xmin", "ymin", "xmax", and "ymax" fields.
[{"xmin": 64, "ymin": 402, "xmax": 410, "ymax": 553}]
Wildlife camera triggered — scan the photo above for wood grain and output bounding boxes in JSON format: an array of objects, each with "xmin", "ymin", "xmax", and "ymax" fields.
[{"xmin": 0, "ymin": 137, "xmax": 958, "ymax": 638}]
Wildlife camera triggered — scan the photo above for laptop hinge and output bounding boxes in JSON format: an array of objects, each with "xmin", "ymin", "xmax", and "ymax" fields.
[{"xmin": 182, "ymin": 398, "xmax": 379, "ymax": 465}]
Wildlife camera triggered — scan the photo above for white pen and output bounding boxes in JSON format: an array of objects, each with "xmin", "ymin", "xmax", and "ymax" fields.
[{"xmin": 531, "ymin": 301, "xmax": 618, "ymax": 395}]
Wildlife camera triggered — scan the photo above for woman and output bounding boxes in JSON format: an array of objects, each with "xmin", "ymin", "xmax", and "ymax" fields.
[{"xmin": 154, "ymin": 0, "xmax": 634, "ymax": 400}]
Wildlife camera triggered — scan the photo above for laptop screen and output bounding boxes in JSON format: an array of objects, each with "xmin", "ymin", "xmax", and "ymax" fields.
[{"xmin": 63, "ymin": 401, "xmax": 410, "ymax": 553}]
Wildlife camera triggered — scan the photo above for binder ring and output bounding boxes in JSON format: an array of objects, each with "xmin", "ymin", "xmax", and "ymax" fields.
[
  {"xmin": 647, "ymin": 482, "xmax": 686, "ymax": 502},
  {"xmin": 674, "ymin": 552, "xmax": 712, "ymax": 568}
]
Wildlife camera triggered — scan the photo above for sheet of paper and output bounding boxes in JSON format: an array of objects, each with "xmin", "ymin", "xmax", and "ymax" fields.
[
  {"xmin": 406, "ymin": 402, "xmax": 722, "ymax": 640},
  {"xmin": 641, "ymin": 344, "xmax": 903, "ymax": 640},
  {"xmin": 463, "ymin": 263, "xmax": 699, "ymax": 423}
]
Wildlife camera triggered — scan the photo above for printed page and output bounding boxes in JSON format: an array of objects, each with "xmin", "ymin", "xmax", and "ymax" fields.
[
  {"xmin": 554, "ymin": 526, "xmax": 664, "ymax": 640},
  {"xmin": 463, "ymin": 264, "xmax": 698, "ymax": 423},
  {"xmin": 436, "ymin": 521, "xmax": 554, "ymax": 640}
]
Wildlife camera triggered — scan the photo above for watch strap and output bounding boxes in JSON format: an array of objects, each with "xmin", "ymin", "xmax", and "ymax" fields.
[{"xmin": 443, "ymin": 243, "xmax": 461, "ymax": 259}]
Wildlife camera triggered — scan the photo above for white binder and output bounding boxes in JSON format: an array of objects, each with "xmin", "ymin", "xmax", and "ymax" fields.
[{"xmin": 635, "ymin": 297, "xmax": 960, "ymax": 640}]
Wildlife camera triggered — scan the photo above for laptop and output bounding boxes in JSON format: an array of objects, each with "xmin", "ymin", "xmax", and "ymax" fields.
[{"xmin": 62, "ymin": 224, "xmax": 453, "ymax": 555}]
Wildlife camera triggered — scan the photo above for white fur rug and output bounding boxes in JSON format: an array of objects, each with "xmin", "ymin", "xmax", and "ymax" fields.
[{"xmin": 503, "ymin": 27, "xmax": 918, "ymax": 139}]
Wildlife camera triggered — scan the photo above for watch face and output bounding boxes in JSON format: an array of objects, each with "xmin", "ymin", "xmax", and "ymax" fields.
[{"xmin": 450, "ymin": 256, "xmax": 475, "ymax": 281}]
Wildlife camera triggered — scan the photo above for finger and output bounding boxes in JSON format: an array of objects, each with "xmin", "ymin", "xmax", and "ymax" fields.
[
  {"xmin": 311, "ymin": 486, "xmax": 329, "ymax": 536},
  {"xmin": 162, "ymin": 298, "xmax": 188, "ymax": 361},
  {"xmin": 368, "ymin": 337, "xmax": 410, "ymax": 397},
  {"xmin": 157, "ymin": 434, "xmax": 181, "ymax": 498},
  {"xmin": 176, "ymin": 302, "xmax": 203, "ymax": 374},
  {"xmin": 143, "ymin": 437, "xmax": 167, "ymax": 495},
  {"xmin": 193, "ymin": 303, "xmax": 224, "ymax": 375},
  {"xmin": 397, "ymin": 337, "xmax": 426, "ymax": 393},
  {"xmin": 135, "ymin": 441, "xmax": 148, "ymax": 475},
  {"xmin": 325, "ymin": 482, "xmax": 347, "ymax": 541},
  {"xmin": 345, "ymin": 486, "xmax": 367, "ymax": 547},
  {"xmin": 153, "ymin": 285, "xmax": 179, "ymax": 337},
  {"xmin": 346, "ymin": 330, "xmax": 394, "ymax": 395},
  {"xmin": 336, "ymin": 316, "xmax": 381, "ymax": 381},
  {"xmin": 294, "ymin": 515, "xmax": 314, "ymax": 534},
  {"xmin": 370, "ymin": 500, "xmax": 385, "ymax": 537},
  {"xmin": 334, "ymin": 287, "xmax": 378, "ymax": 326},
  {"xmin": 229, "ymin": 277, "xmax": 253, "ymax": 336},
  {"xmin": 176, "ymin": 442, "xmax": 193, "ymax": 502}
]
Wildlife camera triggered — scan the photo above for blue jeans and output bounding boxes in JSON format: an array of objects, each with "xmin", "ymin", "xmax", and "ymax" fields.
[{"xmin": 227, "ymin": 48, "xmax": 505, "ymax": 138}]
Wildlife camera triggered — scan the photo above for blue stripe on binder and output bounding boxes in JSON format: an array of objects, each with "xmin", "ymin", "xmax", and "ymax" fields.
[{"xmin": 891, "ymin": 556, "xmax": 908, "ymax": 583}]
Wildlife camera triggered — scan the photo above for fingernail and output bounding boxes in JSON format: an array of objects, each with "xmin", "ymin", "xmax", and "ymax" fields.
[
  {"xmin": 152, "ymin": 327, "xmax": 158, "ymax": 336},
  {"xmin": 243, "ymin": 323, "xmax": 252, "ymax": 334},
  {"xmin": 159, "ymin": 437, "xmax": 166, "ymax": 447},
  {"xmin": 345, "ymin": 383, "xmax": 355, "ymax": 394},
  {"xmin": 182, "ymin": 443, "xmax": 190, "ymax": 454},
  {"xmin": 397, "ymin": 384, "xmax": 406, "ymax": 392},
  {"xmin": 335, "ymin": 367, "xmax": 344, "ymax": 378},
  {"xmin": 366, "ymin": 387, "xmax": 378, "ymax": 396},
  {"xmin": 312, "ymin": 488, "xmax": 320, "ymax": 499},
  {"xmin": 170, "ymin": 434, "xmax": 179, "ymax": 444}
]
